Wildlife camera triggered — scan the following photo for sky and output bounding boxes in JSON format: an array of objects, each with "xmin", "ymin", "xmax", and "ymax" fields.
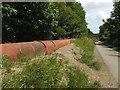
[{"xmin": 76, "ymin": 0, "xmax": 114, "ymax": 33}]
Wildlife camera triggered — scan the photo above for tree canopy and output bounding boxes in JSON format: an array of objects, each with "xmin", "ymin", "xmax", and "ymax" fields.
[
  {"xmin": 2, "ymin": 2, "xmax": 89, "ymax": 43},
  {"xmin": 99, "ymin": 1, "xmax": 120, "ymax": 50}
]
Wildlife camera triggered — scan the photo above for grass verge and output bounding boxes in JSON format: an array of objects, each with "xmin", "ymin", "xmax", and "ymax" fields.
[
  {"xmin": 2, "ymin": 54, "xmax": 62, "ymax": 88},
  {"xmin": 71, "ymin": 37, "xmax": 101, "ymax": 70},
  {"xmin": 101, "ymin": 41, "xmax": 120, "ymax": 52},
  {"xmin": 2, "ymin": 53, "xmax": 100, "ymax": 88},
  {"xmin": 2, "ymin": 56, "xmax": 12, "ymax": 73},
  {"xmin": 65, "ymin": 66, "xmax": 100, "ymax": 88}
]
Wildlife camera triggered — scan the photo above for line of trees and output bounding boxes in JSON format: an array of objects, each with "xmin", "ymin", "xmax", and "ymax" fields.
[
  {"xmin": 99, "ymin": 1, "xmax": 120, "ymax": 50},
  {"xmin": 2, "ymin": 2, "xmax": 91, "ymax": 43}
]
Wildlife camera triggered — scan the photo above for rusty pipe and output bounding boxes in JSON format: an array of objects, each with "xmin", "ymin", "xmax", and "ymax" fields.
[{"xmin": 1, "ymin": 39, "xmax": 72, "ymax": 62}]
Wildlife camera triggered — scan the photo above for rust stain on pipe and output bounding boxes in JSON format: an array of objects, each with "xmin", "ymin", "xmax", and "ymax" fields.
[
  {"xmin": 2, "ymin": 44, "xmax": 20, "ymax": 62},
  {"xmin": 1, "ymin": 39, "xmax": 72, "ymax": 62},
  {"xmin": 13, "ymin": 43, "xmax": 35, "ymax": 57},
  {"xmin": 42, "ymin": 41, "xmax": 55, "ymax": 53},
  {"xmin": 29, "ymin": 41, "xmax": 46, "ymax": 54}
]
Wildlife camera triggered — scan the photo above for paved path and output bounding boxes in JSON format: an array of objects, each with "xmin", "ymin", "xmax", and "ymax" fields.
[{"xmin": 95, "ymin": 41, "xmax": 119, "ymax": 87}]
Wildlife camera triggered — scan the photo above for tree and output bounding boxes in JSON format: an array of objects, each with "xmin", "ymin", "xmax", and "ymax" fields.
[
  {"xmin": 2, "ymin": 2, "xmax": 59, "ymax": 42},
  {"xmin": 2, "ymin": 2, "xmax": 88, "ymax": 43},
  {"xmin": 99, "ymin": 1, "xmax": 120, "ymax": 50}
]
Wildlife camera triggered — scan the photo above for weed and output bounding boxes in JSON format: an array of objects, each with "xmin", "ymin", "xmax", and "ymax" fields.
[
  {"xmin": 90, "ymin": 81, "xmax": 101, "ymax": 88},
  {"xmin": 66, "ymin": 67, "xmax": 88, "ymax": 88},
  {"xmin": 2, "ymin": 39, "xmax": 101, "ymax": 88},
  {"xmin": 90, "ymin": 62, "xmax": 101, "ymax": 70},
  {"xmin": 2, "ymin": 54, "xmax": 101, "ymax": 88},
  {"xmin": 65, "ymin": 66, "xmax": 101, "ymax": 88},
  {"xmin": 2, "ymin": 56, "xmax": 12, "ymax": 72},
  {"xmin": 2, "ymin": 55, "xmax": 63, "ymax": 88},
  {"xmin": 64, "ymin": 60, "xmax": 69, "ymax": 64},
  {"xmin": 17, "ymin": 53, "xmax": 31, "ymax": 62},
  {"xmin": 71, "ymin": 37, "xmax": 101, "ymax": 70}
]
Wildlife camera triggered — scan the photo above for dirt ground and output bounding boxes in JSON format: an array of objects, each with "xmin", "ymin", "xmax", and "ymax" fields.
[{"xmin": 55, "ymin": 43, "xmax": 118, "ymax": 88}]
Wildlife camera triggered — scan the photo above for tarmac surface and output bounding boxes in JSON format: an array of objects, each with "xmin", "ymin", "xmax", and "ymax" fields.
[{"xmin": 95, "ymin": 41, "xmax": 120, "ymax": 87}]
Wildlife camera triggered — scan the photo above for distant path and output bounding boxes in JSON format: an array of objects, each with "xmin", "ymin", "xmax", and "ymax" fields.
[{"xmin": 95, "ymin": 41, "xmax": 119, "ymax": 87}]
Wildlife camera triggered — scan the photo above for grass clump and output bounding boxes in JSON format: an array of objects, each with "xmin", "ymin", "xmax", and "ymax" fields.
[
  {"xmin": 66, "ymin": 66, "xmax": 89, "ymax": 88},
  {"xmin": 18, "ymin": 53, "xmax": 31, "ymax": 62},
  {"xmin": 65, "ymin": 66, "xmax": 100, "ymax": 88},
  {"xmin": 91, "ymin": 81, "xmax": 101, "ymax": 87},
  {"xmin": 12, "ymin": 53, "xmax": 32, "ymax": 66},
  {"xmin": 2, "ymin": 55, "xmax": 62, "ymax": 88},
  {"xmin": 2, "ymin": 56, "xmax": 12, "ymax": 72},
  {"xmin": 71, "ymin": 37, "xmax": 101, "ymax": 70}
]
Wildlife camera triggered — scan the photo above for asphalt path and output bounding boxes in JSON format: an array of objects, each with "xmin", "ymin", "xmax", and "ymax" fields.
[{"xmin": 95, "ymin": 41, "xmax": 120, "ymax": 87}]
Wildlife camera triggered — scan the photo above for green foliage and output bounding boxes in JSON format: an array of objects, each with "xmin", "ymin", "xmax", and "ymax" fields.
[
  {"xmin": 90, "ymin": 81, "xmax": 101, "ymax": 88},
  {"xmin": 2, "ymin": 53, "xmax": 101, "ymax": 88},
  {"xmin": 71, "ymin": 37, "xmax": 101, "ymax": 70},
  {"xmin": 2, "ymin": 56, "xmax": 12, "ymax": 72},
  {"xmin": 99, "ymin": 1, "xmax": 120, "ymax": 51},
  {"xmin": 55, "ymin": 2, "xmax": 88, "ymax": 38},
  {"xmin": 2, "ymin": 2, "xmax": 59, "ymax": 42},
  {"xmin": 88, "ymin": 28, "xmax": 98, "ymax": 42},
  {"xmin": 2, "ymin": 55, "xmax": 62, "ymax": 88},
  {"xmin": 17, "ymin": 53, "xmax": 31, "ymax": 62},
  {"xmin": 55, "ymin": 26, "xmax": 66, "ymax": 39},
  {"xmin": 66, "ymin": 66, "xmax": 100, "ymax": 88},
  {"xmin": 66, "ymin": 66, "xmax": 89, "ymax": 88},
  {"xmin": 2, "ymin": 2, "xmax": 88, "ymax": 43}
]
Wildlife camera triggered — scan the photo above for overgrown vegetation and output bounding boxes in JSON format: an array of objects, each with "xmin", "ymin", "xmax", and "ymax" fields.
[
  {"xmin": 66, "ymin": 66, "xmax": 100, "ymax": 88},
  {"xmin": 2, "ymin": 53, "xmax": 100, "ymax": 88},
  {"xmin": 17, "ymin": 53, "xmax": 31, "ymax": 62},
  {"xmin": 99, "ymin": 1, "xmax": 120, "ymax": 52},
  {"xmin": 2, "ymin": 56, "xmax": 12, "ymax": 72},
  {"xmin": 2, "ymin": 55, "xmax": 62, "ymax": 88},
  {"xmin": 71, "ymin": 37, "xmax": 101, "ymax": 70}
]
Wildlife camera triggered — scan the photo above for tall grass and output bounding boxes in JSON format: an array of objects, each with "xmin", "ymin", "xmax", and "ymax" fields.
[
  {"xmin": 66, "ymin": 66, "xmax": 100, "ymax": 88},
  {"xmin": 2, "ymin": 53, "xmax": 100, "ymax": 88},
  {"xmin": 71, "ymin": 37, "xmax": 101, "ymax": 70},
  {"xmin": 2, "ymin": 55, "xmax": 62, "ymax": 88},
  {"xmin": 2, "ymin": 56, "xmax": 12, "ymax": 72}
]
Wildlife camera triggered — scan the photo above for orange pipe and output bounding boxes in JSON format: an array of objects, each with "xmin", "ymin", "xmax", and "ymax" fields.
[
  {"xmin": 2, "ymin": 44, "xmax": 20, "ymax": 62},
  {"xmin": 53, "ymin": 39, "xmax": 70, "ymax": 49},
  {"xmin": 42, "ymin": 41, "xmax": 55, "ymax": 53},
  {"xmin": 1, "ymin": 39, "xmax": 72, "ymax": 62}
]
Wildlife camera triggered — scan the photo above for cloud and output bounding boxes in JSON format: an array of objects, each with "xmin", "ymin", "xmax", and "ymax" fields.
[
  {"xmin": 98, "ymin": 11, "xmax": 110, "ymax": 19},
  {"xmin": 77, "ymin": 0, "xmax": 113, "ymax": 6},
  {"xmin": 85, "ymin": 2, "xmax": 113, "ymax": 11},
  {"xmin": 76, "ymin": 0, "xmax": 113, "ymax": 33}
]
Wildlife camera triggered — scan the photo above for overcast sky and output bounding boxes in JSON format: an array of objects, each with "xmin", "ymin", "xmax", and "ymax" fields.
[{"xmin": 76, "ymin": 0, "xmax": 114, "ymax": 33}]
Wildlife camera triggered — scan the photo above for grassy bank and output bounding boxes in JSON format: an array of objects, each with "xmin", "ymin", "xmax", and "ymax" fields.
[
  {"xmin": 2, "ymin": 53, "xmax": 100, "ymax": 88},
  {"xmin": 71, "ymin": 37, "xmax": 101, "ymax": 70},
  {"xmin": 101, "ymin": 41, "xmax": 120, "ymax": 52}
]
